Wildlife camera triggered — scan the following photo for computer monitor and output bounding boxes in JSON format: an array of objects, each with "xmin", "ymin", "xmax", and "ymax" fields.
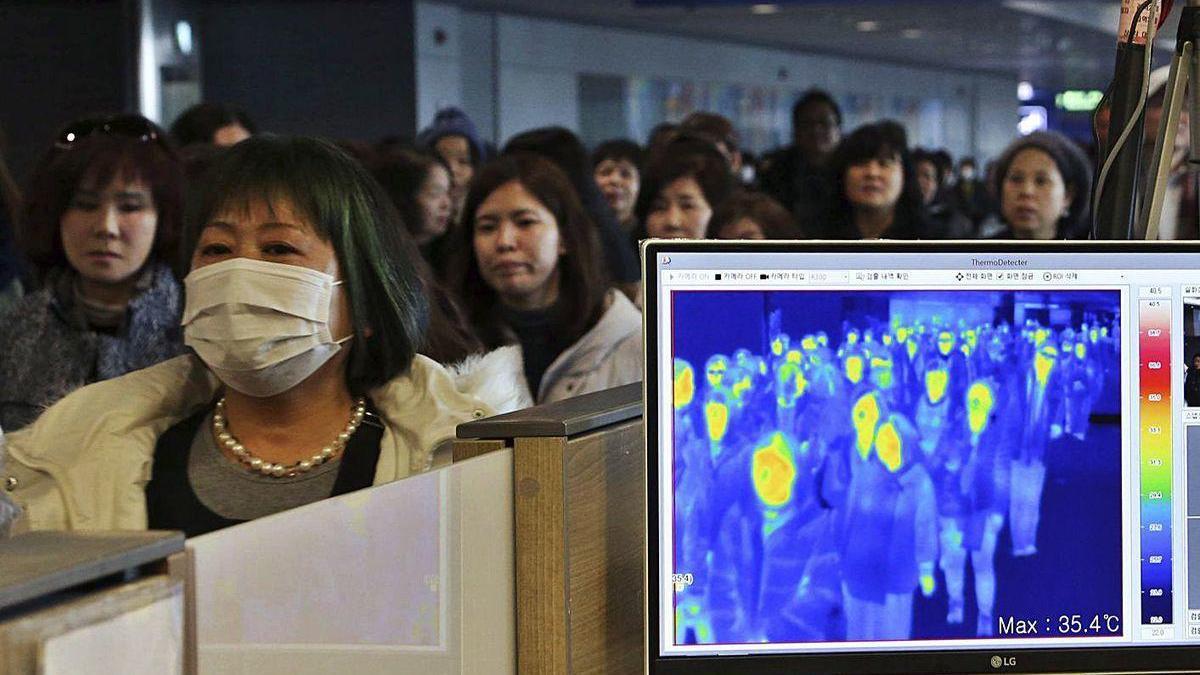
[{"xmin": 644, "ymin": 241, "xmax": 1200, "ymax": 674}]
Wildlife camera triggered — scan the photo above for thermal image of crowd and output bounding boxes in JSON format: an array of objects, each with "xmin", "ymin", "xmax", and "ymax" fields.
[{"xmin": 671, "ymin": 291, "xmax": 1121, "ymax": 645}]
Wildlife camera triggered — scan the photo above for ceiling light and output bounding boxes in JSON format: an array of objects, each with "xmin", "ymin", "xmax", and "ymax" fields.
[
  {"xmin": 901, "ymin": 28, "xmax": 924, "ymax": 39},
  {"xmin": 751, "ymin": 4, "xmax": 780, "ymax": 15},
  {"xmin": 1018, "ymin": 81, "xmax": 1035, "ymax": 101},
  {"xmin": 1018, "ymin": 105, "xmax": 1048, "ymax": 135},
  {"xmin": 856, "ymin": 20, "xmax": 881, "ymax": 32},
  {"xmin": 174, "ymin": 20, "xmax": 193, "ymax": 55}
]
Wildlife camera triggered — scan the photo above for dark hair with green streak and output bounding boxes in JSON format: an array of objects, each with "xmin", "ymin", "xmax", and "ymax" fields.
[{"xmin": 183, "ymin": 134, "xmax": 429, "ymax": 393}]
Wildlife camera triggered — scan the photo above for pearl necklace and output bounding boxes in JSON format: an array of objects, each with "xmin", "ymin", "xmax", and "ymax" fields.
[{"xmin": 212, "ymin": 397, "xmax": 368, "ymax": 478}]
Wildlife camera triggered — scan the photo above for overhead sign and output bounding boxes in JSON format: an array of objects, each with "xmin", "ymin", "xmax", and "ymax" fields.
[{"xmin": 1056, "ymin": 90, "xmax": 1105, "ymax": 112}]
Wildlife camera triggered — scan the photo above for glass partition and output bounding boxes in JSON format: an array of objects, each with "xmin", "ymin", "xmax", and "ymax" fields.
[{"xmin": 191, "ymin": 449, "xmax": 515, "ymax": 675}]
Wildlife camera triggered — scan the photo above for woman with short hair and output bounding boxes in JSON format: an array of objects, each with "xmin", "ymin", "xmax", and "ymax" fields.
[
  {"xmin": 0, "ymin": 114, "xmax": 186, "ymax": 431},
  {"xmin": 591, "ymin": 139, "xmax": 644, "ymax": 234},
  {"xmin": 709, "ymin": 190, "xmax": 803, "ymax": 240},
  {"xmin": 3, "ymin": 135, "xmax": 528, "ymax": 535},
  {"xmin": 634, "ymin": 135, "xmax": 735, "ymax": 241},
  {"xmin": 820, "ymin": 121, "xmax": 937, "ymax": 240},
  {"xmin": 979, "ymin": 131, "xmax": 1093, "ymax": 240},
  {"xmin": 371, "ymin": 148, "xmax": 454, "ymax": 250},
  {"xmin": 170, "ymin": 102, "xmax": 256, "ymax": 148}
]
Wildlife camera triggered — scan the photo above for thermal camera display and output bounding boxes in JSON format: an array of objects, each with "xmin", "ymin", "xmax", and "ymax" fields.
[{"xmin": 668, "ymin": 289, "xmax": 1123, "ymax": 645}]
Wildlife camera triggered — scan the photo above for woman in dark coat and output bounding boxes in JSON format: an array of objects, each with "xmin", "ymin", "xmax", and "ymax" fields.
[
  {"xmin": 0, "ymin": 115, "xmax": 185, "ymax": 430},
  {"xmin": 817, "ymin": 121, "xmax": 941, "ymax": 240}
]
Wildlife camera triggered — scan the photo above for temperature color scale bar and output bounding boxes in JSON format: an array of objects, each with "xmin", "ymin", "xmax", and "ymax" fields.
[{"xmin": 1140, "ymin": 298, "xmax": 1173, "ymax": 626}]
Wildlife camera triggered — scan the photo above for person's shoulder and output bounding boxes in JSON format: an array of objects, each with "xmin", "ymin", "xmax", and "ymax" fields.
[
  {"xmin": 0, "ymin": 284, "xmax": 54, "ymax": 321},
  {"xmin": 5, "ymin": 355, "xmax": 212, "ymax": 462},
  {"xmin": 606, "ymin": 288, "xmax": 642, "ymax": 326},
  {"xmin": 757, "ymin": 147, "xmax": 797, "ymax": 185},
  {"xmin": 369, "ymin": 347, "xmax": 532, "ymax": 475},
  {"xmin": 587, "ymin": 292, "xmax": 644, "ymax": 373},
  {"xmin": 975, "ymin": 214, "xmax": 1011, "ymax": 240},
  {"xmin": 136, "ymin": 263, "xmax": 182, "ymax": 300},
  {"xmin": 52, "ymin": 355, "xmax": 209, "ymax": 413},
  {"xmin": 0, "ymin": 286, "xmax": 60, "ymax": 352},
  {"xmin": 572, "ymin": 290, "xmax": 641, "ymax": 358}
]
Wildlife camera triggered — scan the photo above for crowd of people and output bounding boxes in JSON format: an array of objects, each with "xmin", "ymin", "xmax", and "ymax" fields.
[
  {"xmin": 0, "ymin": 87, "xmax": 1125, "ymax": 537},
  {"xmin": 671, "ymin": 307, "xmax": 1121, "ymax": 644}
]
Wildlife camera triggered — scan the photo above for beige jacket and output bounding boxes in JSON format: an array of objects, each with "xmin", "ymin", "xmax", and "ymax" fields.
[
  {"xmin": 537, "ymin": 290, "xmax": 643, "ymax": 404},
  {"xmin": 1, "ymin": 348, "xmax": 529, "ymax": 532}
]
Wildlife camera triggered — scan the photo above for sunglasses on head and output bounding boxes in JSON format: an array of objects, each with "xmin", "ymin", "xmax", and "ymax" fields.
[{"xmin": 54, "ymin": 115, "xmax": 166, "ymax": 151}]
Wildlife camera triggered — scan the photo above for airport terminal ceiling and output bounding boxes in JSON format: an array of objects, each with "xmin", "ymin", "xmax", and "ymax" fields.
[{"xmin": 439, "ymin": 0, "xmax": 1169, "ymax": 91}]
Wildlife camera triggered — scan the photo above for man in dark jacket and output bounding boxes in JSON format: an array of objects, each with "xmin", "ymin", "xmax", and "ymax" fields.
[
  {"xmin": 1186, "ymin": 354, "xmax": 1200, "ymax": 407},
  {"xmin": 759, "ymin": 90, "xmax": 842, "ymax": 236}
]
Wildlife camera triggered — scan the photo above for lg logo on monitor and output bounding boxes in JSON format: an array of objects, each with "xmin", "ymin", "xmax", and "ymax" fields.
[{"xmin": 990, "ymin": 655, "xmax": 1017, "ymax": 669}]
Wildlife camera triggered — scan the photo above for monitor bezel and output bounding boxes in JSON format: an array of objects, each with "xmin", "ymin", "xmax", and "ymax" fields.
[{"xmin": 642, "ymin": 239, "xmax": 1200, "ymax": 675}]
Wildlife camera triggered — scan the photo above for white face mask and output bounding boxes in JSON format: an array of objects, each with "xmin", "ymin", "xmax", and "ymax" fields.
[{"xmin": 182, "ymin": 258, "xmax": 353, "ymax": 398}]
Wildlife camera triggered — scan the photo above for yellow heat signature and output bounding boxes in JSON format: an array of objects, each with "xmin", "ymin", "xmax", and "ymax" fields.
[
  {"xmin": 844, "ymin": 355, "xmax": 864, "ymax": 384},
  {"xmin": 705, "ymin": 399, "xmax": 729, "ymax": 443},
  {"xmin": 876, "ymin": 420, "xmax": 903, "ymax": 473},
  {"xmin": 771, "ymin": 335, "xmax": 788, "ymax": 356},
  {"xmin": 852, "ymin": 393, "xmax": 880, "ymax": 460},
  {"xmin": 937, "ymin": 330, "xmax": 955, "ymax": 356},
  {"xmin": 674, "ymin": 360, "xmax": 695, "ymax": 409},
  {"xmin": 731, "ymin": 372, "xmax": 753, "ymax": 402},
  {"xmin": 775, "ymin": 362, "xmax": 807, "ymax": 407},
  {"xmin": 967, "ymin": 381, "xmax": 995, "ymax": 434},
  {"xmin": 1035, "ymin": 347, "xmax": 1057, "ymax": 387},
  {"xmin": 870, "ymin": 356, "xmax": 894, "ymax": 388},
  {"xmin": 925, "ymin": 369, "xmax": 949, "ymax": 403},
  {"xmin": 752, "ymin": 432, "xmax": 799, "ymax": 507}
]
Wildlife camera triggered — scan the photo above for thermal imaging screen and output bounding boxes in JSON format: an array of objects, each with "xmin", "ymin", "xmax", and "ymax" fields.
[{"xmin": 651, "ymin": 247, "xmax": 1200, "ymax": 659}]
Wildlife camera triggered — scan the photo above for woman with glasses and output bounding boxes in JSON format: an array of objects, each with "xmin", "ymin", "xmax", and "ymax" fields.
[
  {"xmin": 0, "ymin": 115, "xmax": 185, "ymax": 431},
  {"xmin": 3, "ymin": 135, "xmax": 528, "ymax": 534},
  {"xmin": 759, "ymin": 89, "xmax": 843, "ymax": 233}
]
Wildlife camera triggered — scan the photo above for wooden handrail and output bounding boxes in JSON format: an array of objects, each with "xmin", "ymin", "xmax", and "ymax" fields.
[{"xmin": 456, "ymin": 383, "xmax": 642, "ymax": 439}]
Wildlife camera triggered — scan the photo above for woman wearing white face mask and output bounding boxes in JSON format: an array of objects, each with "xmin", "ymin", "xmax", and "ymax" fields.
[{"xmin": 2, "ymin": 136, "xmax": 529, "ymax": 535}]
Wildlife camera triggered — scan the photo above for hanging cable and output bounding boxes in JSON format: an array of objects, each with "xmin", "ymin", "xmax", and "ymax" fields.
[{"xmin": 1092, "ymin": 0, "xmax": 1160, "ymax": 237}]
